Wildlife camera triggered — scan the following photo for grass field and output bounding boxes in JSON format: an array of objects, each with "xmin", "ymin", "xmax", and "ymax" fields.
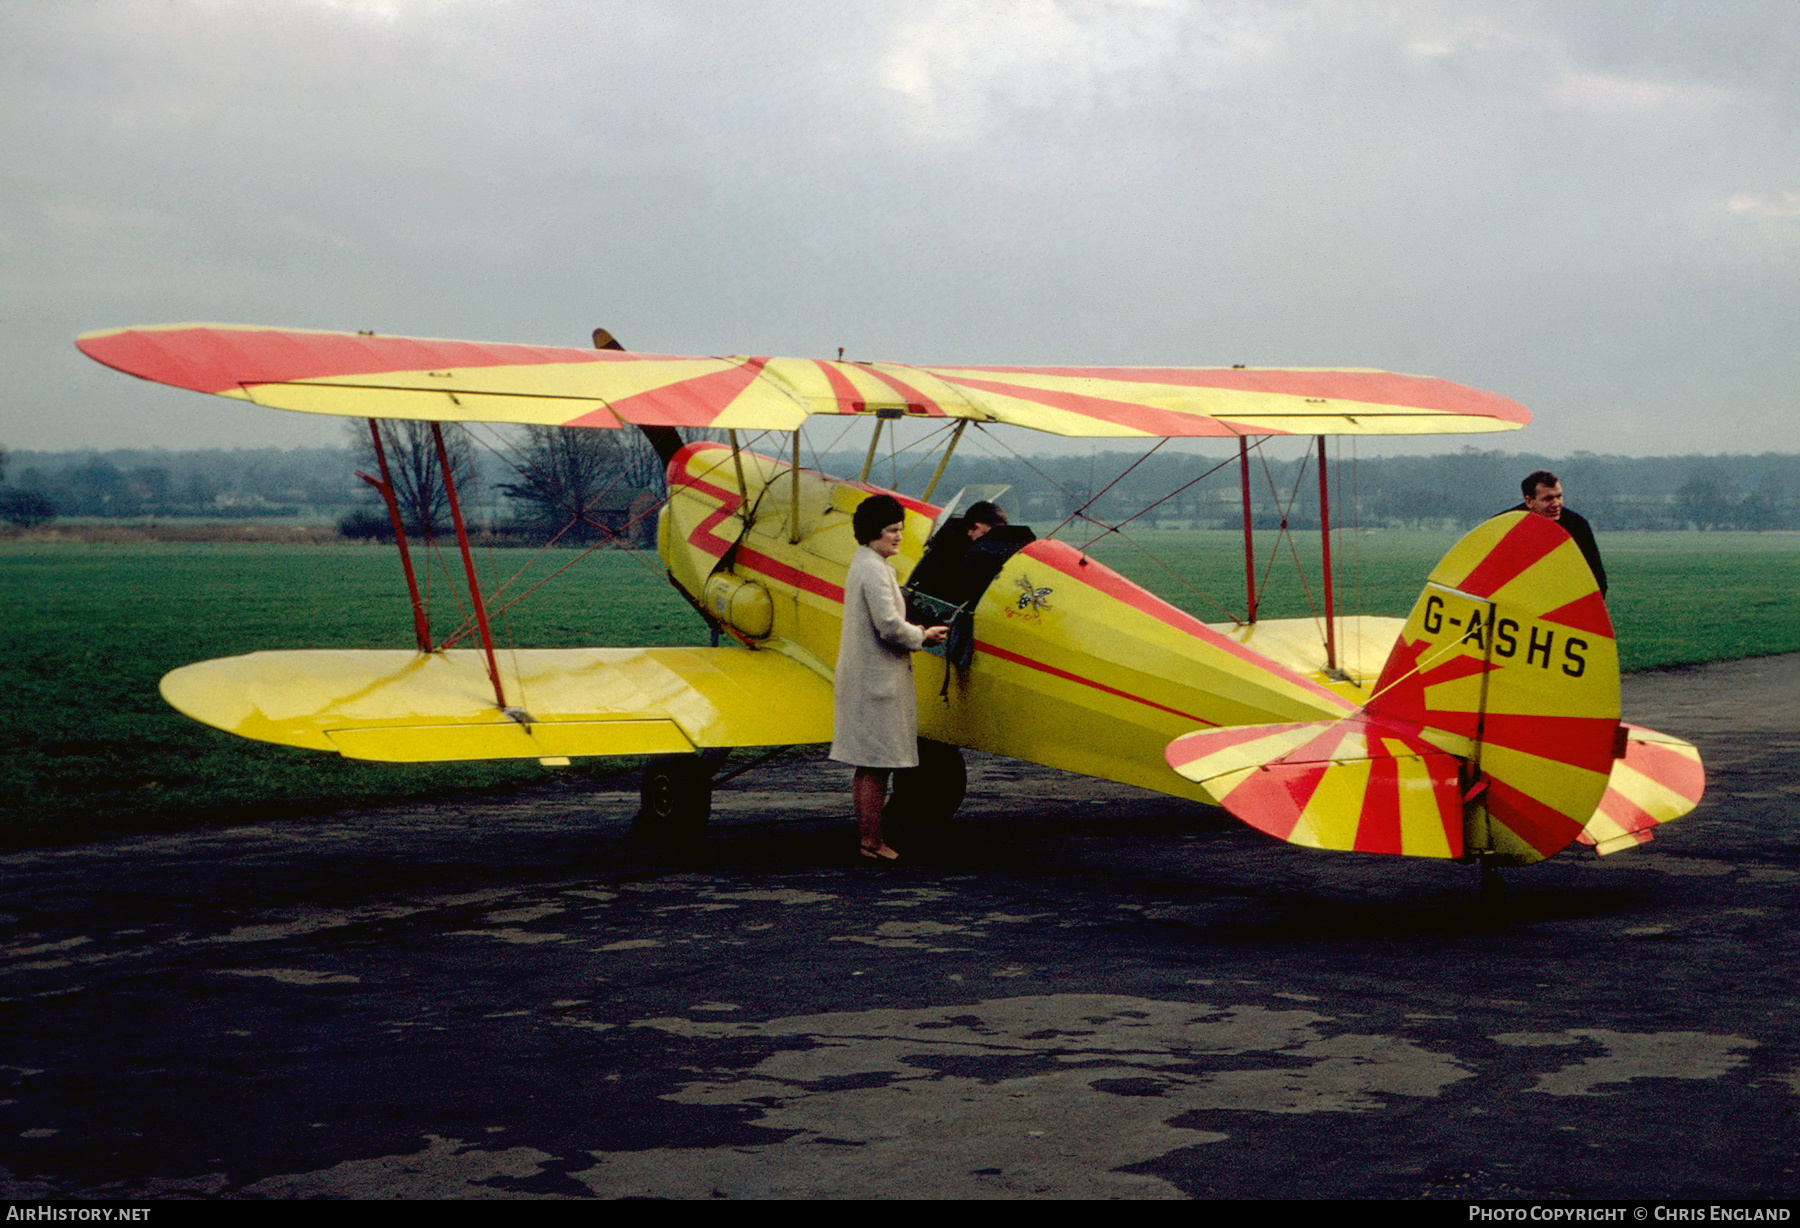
[
  {"xmin": 1083, "ymin": 528, "xmax": 1800, "ymax": 670},
  {"xmin": 4, "ymin": 530, "xmax": 1797, "ymax": 843},
  {"xmin": 1, "ymin": 542, "xmax": 701, "ymax": 844}
]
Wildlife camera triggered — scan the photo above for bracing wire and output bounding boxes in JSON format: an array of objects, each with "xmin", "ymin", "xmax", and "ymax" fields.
[{"xmin": 1253, "ymin": 442, "xmax": 1325, "ymax": 635}]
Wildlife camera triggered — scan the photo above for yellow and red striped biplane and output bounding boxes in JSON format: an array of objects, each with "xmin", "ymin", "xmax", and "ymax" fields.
[{"xmin": 77, "ymin": 323, "xmax": 1703, "ymax": 871}]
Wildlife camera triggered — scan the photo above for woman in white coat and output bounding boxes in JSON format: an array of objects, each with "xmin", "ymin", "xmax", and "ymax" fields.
[{"xmin": 831, "ymin": 494, "xmax": 947, "ymax": 860}]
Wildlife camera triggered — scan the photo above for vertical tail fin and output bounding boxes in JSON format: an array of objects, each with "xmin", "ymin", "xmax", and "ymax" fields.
[{"xmin": 1365, "ymin": 511, "xmax": 1620, "ymax": 863}]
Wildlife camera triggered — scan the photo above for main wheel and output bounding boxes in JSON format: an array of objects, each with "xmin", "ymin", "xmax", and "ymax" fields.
[
  {"xmin": 885, "ymin": 739, "xmax": 967, "ymax": 826},
  {"xmin": 633, "ymin": 754, "xmax": 714, "ymax": 842}
]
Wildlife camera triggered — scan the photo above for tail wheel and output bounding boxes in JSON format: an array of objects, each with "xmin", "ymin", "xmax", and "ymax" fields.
[
  {"xmin": 633, "ymin": 754, "xmax": 714, "ymax": 842},
  {"xmin": 886, "ymin": 739, "xmax": 967, "ymax": 826}
]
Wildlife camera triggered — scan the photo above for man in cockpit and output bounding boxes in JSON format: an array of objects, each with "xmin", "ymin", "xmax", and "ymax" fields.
[{"xmin": 905, "ymin": 501, "xmax": 1008, "ymax": 606}]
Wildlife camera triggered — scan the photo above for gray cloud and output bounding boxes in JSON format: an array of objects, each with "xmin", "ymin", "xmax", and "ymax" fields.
[{"xmin": 3, "ymin": 0, "xmax": 1795, "ymax": 454}]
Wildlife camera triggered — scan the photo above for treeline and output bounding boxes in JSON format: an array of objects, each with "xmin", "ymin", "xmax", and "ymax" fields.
[
  {"xmin": 1329, "ymin": 450, "xmax": 1800, "ymax": 532},
  {"xmin": 2, "ymin": 448, "xmax": 362, "ymax": 521},
  {"xmin": 0, "ymin": 429, "xmax": 665, "ymax": 546},
  {"xmin": 859, "ymin": 446, "xmax": 1800, "ymax": 533},
  {"xmin": 5, "ymin": 439, "xmax": 1799, "ymax": 537}
]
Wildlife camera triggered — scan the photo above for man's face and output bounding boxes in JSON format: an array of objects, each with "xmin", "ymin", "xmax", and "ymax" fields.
[
  {"xmin": 967, "ymin": 520, "xmax": 993, "ymax": 543},
  {"xmin": 1525, "ymin": 482, "xmax": 1564, "ymax": 520}
]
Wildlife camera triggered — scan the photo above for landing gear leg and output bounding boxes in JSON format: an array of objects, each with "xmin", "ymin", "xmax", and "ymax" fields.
[
  {"xmin": 633, "ymin": 754, "xmax": 715, "ymax": 842},
  {"xmin": 885, "ymin": 739, "xmax": 968, "ymax": 827},
  {"xmin": 1478, "ymin": 853, "xmax": 1506, "ymax": 903}
]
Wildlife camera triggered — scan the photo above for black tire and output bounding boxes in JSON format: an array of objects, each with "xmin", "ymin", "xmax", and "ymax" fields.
[
  {"xmin": 633, "ymin": 754, "xmax": 714, "ymax": 842},
  {"xmin": 885, "ymin": 739, "xmax": 967, "ymax": 826}
]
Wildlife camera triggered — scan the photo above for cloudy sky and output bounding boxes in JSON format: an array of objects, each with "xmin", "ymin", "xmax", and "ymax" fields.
[{"xmin": 3, "ymin": 0, "xmax": 1795, "ymax": 458}]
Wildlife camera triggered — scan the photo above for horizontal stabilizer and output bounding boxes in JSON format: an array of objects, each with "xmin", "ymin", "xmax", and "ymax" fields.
[
  {"xmin": 160, "ymin": 645, "xmax": 833, "ymax": 763},
  {"xmin": 1206, "ymin": 615, "xmax": 1407, "ymax": 703},
  {"xmin": 1578, "ymin": 724, "xmax": 1706, "ymax": 855},
  {"xmin": 1165, "ymin": 716, "xmax": 1467, "ymax": 859}
]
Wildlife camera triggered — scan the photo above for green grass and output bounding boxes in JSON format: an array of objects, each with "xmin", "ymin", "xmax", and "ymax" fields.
[
  {"xmin": 0, "ymin": 542, "xmax": 704, "ymax": 843},
  {"xmin": 4, "ymin": 530, "xmax": 1797, "ymax": 842}
]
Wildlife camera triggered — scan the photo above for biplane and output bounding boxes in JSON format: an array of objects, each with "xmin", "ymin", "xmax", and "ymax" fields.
[{"xmin": 76, "ymin": 323, "xmax": 1704, "ymax": 873}]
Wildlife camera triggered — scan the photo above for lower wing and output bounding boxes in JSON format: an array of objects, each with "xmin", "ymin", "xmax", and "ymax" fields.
[{"xmin": 161, "ymin": 645, "xmax": 833, "ymax": 762}]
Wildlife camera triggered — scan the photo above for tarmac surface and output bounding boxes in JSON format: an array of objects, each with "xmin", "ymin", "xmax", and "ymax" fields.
[{"xmin": 2, "ymin": 654, "xmax": 1798, "ymax": 1200}]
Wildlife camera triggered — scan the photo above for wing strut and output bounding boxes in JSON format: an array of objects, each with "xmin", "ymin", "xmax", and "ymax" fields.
[
  {"xmin": 859, "ymin": 415, "xmax": 885, "ymax": 482},
  {"xmin": 1238, "ymin": 437, "xmax": 1257, "ymax": 625},
  {"xmin": 356, "ymin": 419, "xmax": 434, "ymax": 653},
  {"xmin": 790, "ymin": 430, "xmax": 802, "ymax": 544},
  {"xmin": 1317, "ymin": 435, "xmax": 1337, "ymax": 674},
  {"xmin": 431, "ymin": 422, "xmax": 509, "ymax": 712},
  {"xmin": 922, "ymin": 419, "xmax": 968, "ymax": 502},
  {"xmin": 727, "ymin": 430, "xmax": 752, "ymax": 527}
]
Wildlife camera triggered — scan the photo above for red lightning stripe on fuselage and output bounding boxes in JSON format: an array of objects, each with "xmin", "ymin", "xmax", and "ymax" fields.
[
  {"xmin": 971, "ymin": 640, "xmax": 1213, "ymax": 725},
  {"xmin": 674, "ymin": 449, "xmax": 937, "ymax": 602}
]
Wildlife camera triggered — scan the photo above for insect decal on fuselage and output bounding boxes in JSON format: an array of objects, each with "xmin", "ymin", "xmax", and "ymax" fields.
[{"xmin": 1014, "ymin": 574, "xmax": 1053, "ymax": 614}]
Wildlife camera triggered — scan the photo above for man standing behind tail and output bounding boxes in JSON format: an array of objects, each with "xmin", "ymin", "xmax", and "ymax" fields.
[{"xmin": 1513, "ymin": 470, "xmax": 1608, "ymax": 598}]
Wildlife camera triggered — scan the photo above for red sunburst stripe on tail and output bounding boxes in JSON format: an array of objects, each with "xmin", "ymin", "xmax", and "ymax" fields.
[
  {"xmin": 1539, "ymin": 591, "xmax": 1613, "ymax": 636},
  {"xmin": 1594, "ymin": 774, "xmax": 1663, "ymax": 835},
  {"xmin": 1415, "ymin": 652, "xmax": 1492, "ymax": 691},
  {"xmin": 1171, "ymin": 717, "xmax": 1468, "ymax": 858},
  {"xmin": 1371, "ymin": 636, "xmax": 1492, "ymax": 704},
  {"xmin": 1164, "ymin": 722, "xmax": 1315, "ymax": 770},
  {"xmin": 1354, "ymin": 757, "xmax": 1404, "ymax": 854},
  {"xmin": 1226, "ymin": 762, "xmax": 1332, "ymax": 842},
  {"xmin": 1454, "ymin": 516, "xmax": 1566, "ymax": 599},
  {"xmin": 1479, "ymin": 713, "xmax": 1619, "ymax": 768},
  {"xmin": 1483, "ymin": 777, "xmax": 1586, "ymax": 858},
  {"xmin": 1368, "ymin": 644, "xmax": 1488, "ymax": 737},
  {"xmin": 1578, "ymin": 732, "xmax": 1705, "ymax": 849}
]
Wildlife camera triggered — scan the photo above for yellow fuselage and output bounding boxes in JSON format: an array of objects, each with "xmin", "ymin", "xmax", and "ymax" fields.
[{"xmin": 661, "ymin": 443, "xmax": 1358, "ymax": 801}]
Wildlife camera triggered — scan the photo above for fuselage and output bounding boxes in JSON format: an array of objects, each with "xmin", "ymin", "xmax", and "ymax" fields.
[{"xmin": 659, "ymin": 442, "xmax": 1356, "ymax": 800}]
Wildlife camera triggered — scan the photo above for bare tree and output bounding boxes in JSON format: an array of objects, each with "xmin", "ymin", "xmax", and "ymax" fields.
[
  {"xmin": 618, "ymin": 428, "xmax": 670, "ymax": 496},
  {"xmin": 499, "ymin": 425, "xmax": 652, "ymax": 544},
  {"xmin": 348, "ymin": 420, "xmax": 479, "ymax": 539}
]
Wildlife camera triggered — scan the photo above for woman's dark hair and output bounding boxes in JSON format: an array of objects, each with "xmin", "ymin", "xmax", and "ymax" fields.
[{"xmin": 852, "ymin": 493, "xmax": 906, "ymax": 544}]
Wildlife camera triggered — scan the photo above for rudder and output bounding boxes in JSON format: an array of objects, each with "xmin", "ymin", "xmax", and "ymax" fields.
[
  {"xmin": 1364, "ymin": 511, "xmax": 1620, "ymax": 864},
  {"xmin": 1168, "ymin": 512, "xmax": 1632, "ymax": 865}
]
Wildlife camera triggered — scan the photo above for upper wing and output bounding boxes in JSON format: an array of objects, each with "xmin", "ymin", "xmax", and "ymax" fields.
[
  {"xmin": 78, "ymin": 323, "xmax": 1531, "ymax": 440},
  {"xmin": 160, "ymin": 645, "xmax": 834, "ymax": 763}
]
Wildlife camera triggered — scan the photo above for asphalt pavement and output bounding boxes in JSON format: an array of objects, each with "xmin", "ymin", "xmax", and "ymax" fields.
[{"xmin": 2, "ymin": 655, "xmax": 1797, "ymax": 1200}]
